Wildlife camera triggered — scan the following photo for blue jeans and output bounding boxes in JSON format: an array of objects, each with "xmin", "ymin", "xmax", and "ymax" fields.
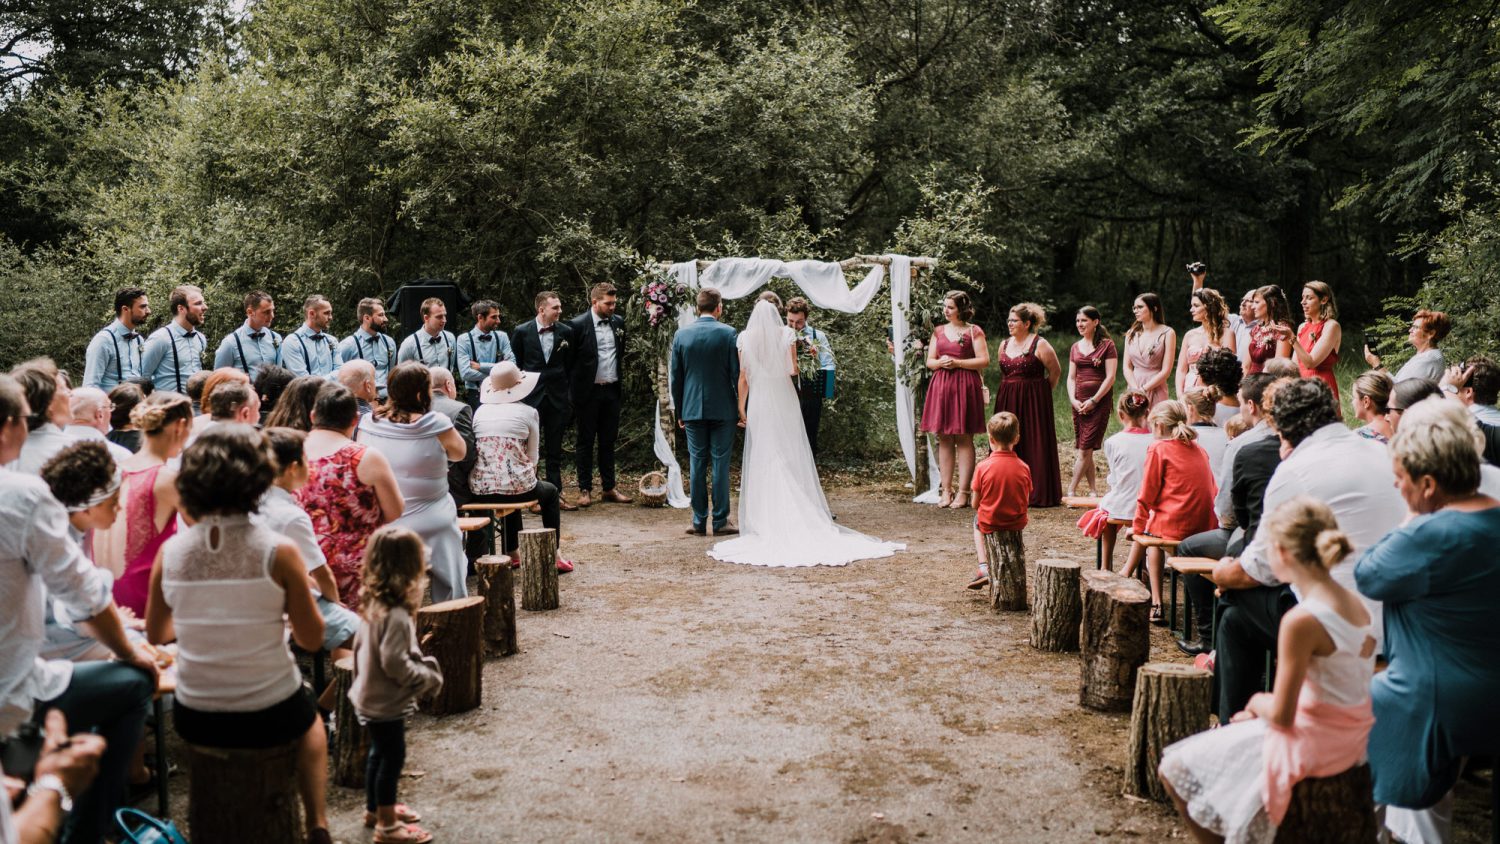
[
  {"xmin": 38, "ymin": 661, "xmax": 154, "ymax": 844},
  {"xmin": 684, "ymin": 419, "xmax": 735, "ymax": 530}
]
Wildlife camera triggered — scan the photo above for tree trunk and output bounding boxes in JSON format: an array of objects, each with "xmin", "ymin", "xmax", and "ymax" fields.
[
  {"xmin": 1123, "ymin": 663, "xmax": 1213, "ymax": 801},
  {"xmin": 520, "ymin": 528, "xmax": 559, "ymax": 611},
  {"xmin": 186, "ymin": 740, "xmax": 302, "ymax": 843},
  {"xmin": 1278, "ymin": 764, "xmax": 1378, "ymax": 843},
  {"xmin": 475, "ymin": 555, "xmax": 518, "ymax": 656},
  {"xmin": 983, "ymin": 530, "xmax": 1027, "ymax": 611},
  {"xmin": 1030, "ymin": 558, "xmax": 1082, "ymax": 652},
  {"xmin": 1079, "ymin": 569, "xmax": 1151, "ymax": 712},
  {"xmin": 329, "ymin": 656, "xmax": 369, "ymax": 789},
  {"xmin": 416, "ymin": 596, "xmax": 485, "ymax": 715}
]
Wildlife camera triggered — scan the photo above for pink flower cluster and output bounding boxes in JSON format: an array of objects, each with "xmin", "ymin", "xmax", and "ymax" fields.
[{"xmin": 641, "ymin": 278, "xmax": 690, "ymax": 327}]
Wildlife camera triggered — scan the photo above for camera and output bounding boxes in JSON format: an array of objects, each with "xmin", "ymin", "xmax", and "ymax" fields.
[
  {"xmin": 0, "ymin": 720, "xmax": 45, "ymax": 782},
  {"xmin": 1186, "ymin": 261, "xmax": 1207, "ymax": 275}
]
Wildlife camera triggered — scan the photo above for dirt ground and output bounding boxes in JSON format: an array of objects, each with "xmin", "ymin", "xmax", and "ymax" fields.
[{"xmin": 157, "ymin": 471, "xmax": 1492, "ymax": 842}]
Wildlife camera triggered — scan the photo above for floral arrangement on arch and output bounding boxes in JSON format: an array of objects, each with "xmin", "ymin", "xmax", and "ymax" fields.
[{"xmin": 640, "ymin": 271, "xmax": 691, "ymax": 329}]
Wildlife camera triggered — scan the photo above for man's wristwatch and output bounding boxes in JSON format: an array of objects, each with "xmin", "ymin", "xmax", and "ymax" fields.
[{"xmin": 27, "ymin": 773, "xmax": 73, "ymax": 813}]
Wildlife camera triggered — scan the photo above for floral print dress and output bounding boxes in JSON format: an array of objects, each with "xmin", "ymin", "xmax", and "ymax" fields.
[{"xmin": 297, "ymin": 443, "xmax": 383, "ymax": 608}]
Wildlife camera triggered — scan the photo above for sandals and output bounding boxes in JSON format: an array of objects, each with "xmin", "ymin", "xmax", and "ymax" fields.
[
  {"xmin": 366, "ymin": 806, "xmax": 422, "ymax": 828},
  {"xmin": 937, "ymin": 490, "xmax": 952, "ymax": 508},
  {"xmin": 947, "ymin": 493, "xmax": 969, "ymax": 510},
  {"xmin": 1149, "ymin": 604, "xmax": 1165, "ymax": 625},
  {"xmin": 373, "ymin": 822, "xmax": 434, "ymax": 844}
]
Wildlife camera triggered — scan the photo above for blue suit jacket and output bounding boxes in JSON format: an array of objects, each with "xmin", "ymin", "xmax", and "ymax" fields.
[{"xmin": 671, "ymin": 316, "xmax": 740, "ymax": 422}]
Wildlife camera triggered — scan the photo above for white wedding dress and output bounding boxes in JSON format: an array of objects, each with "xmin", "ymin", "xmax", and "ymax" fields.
[{"xmin": 708, "ymin": 300, "xmax": 904, "ymax": 567}]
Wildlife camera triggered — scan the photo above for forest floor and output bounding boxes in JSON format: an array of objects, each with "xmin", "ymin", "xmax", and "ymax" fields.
[{"xmin": 160, "ymin": 469, "xmax": 1492, "ymax": 842}]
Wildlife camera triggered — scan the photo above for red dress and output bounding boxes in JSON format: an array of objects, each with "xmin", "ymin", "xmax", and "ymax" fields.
[
  {"xmin": 921, "ymin": 325, "xmax": 986, "ymax": 435},
  {"xmin": 297, "ymin": 443, "xmax": 384, "ymax": 608},
  {"xmin": 994, "ymin": 335, "xmax": 1062, "ymax": 507},
  {"xmin": 1070, "ymin": 338, "xmax": 1116, "ymax": 450},
  {"xmin": 1245, "ymin": 322, "xmax": 1279, "ymax": 374},
  {"xmin": 1297, "ymin": 321, "xmax": 1341, "ymax": 411},
  {"xmin": 112, "ymin": 464, "xmax": 177, "ymax": 616}
]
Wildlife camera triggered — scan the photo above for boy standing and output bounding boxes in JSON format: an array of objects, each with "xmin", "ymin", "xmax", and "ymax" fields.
[{"xmin": 968, "ymin": 412, "xmax": 1031, "ymax": 592}]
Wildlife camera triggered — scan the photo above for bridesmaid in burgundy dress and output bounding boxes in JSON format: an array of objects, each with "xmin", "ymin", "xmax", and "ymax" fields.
[
  {"xmin": 920, "ymin": 291, "xmax": 990, "ymax": 508},
  {"xmin": 1066, "ymin": 306, "xmax": 1117, "ymax": 496},
  {"xmin": 994, "ymin": 303, "xmax": 1063, "ymax": 507}
]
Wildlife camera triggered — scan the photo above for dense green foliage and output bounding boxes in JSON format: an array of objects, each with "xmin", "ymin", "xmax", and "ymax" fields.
[{"xmin": 1, "ymin": 0, "xmax": 1495, "ymax": 460}]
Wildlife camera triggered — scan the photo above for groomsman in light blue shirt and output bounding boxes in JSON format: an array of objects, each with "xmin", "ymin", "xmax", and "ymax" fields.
[
  {"xmin": 785, "ymin": 296, "xmax": 836, "ymax": 456},
  {"xmin": 338, "ymin": 297, "xmax": 397, "ymax": 398},
  {"xmin": 281, "ymin": 294, "xmax": 340, "ymax": 379},
  {"xmin": 397, "ymin": 297, "xmax": 457, "ymax": 373},
  {"xmin": 455, "ymin": 299, "xmax": 514, "ymax": 409},
  {"xmin": 82, "ymin": 287, "xmax": 151, "ymax": 391},
  {"xmin": 140, "ymin": 284, "xmax": 209, "ymax": 394},
  {"xmin": 213, "ymin": 290, "xmax": 281, "ymax": 380}
]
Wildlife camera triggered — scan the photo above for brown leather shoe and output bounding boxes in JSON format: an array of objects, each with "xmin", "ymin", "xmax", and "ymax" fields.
[
  {"xmin": 559, "ymin": 498, "xmax": 579, "ymax": 512},
  {"xmin": 685, "ymin": 526, "xmax": 706, "ymax": 536},
  {"xmin": 575, "ymin": 491, "xmax": 593, "ymax": 508},
  {"xmin": 601, "ymin": 489, "xmax": 633, "ymax": 504},
  {"xmin": 713, "ymin": 524, "xmax": 739, "ymax": 536}
]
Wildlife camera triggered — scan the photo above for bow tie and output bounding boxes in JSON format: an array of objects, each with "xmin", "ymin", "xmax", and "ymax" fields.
[
  {"xmin": 429, "ymin": 336, "xmax": 443, "ymax": 345},
  {"xmin": 309, "ymin": 333, "xmax": 325, "ymax": 342},
  {"xmin": 597, "ymin": 320, "xmax": 609, "ymax": 328},
  {"xmin": 249, "ymin": 331, "xmax": 265, "ymax": 341},
  {"xmin": 365, "ymin": 335, "xmax": 379, "ymax": 344},
  {"xmin": 123, "ymin": 331, "xmax": 141, "ymax": 342},
  {"xmin": 182, "ymin": 330, "xmax": 199, "ymax": 340},
  {"xmin": 477, "ymin": 334, "xmax": 492, "ymax": 342},
  {"xmin": 538, "ymin": 325, "xmax": 554, "ymax": 334}
]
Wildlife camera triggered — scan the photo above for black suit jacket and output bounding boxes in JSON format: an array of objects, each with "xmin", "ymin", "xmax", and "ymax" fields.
[
  {"xmin": 431, "ymin": 394, "xmax": 476, "ymax": 505},
  {"xmin": 510, "ymin": 318, "xmax": 574, "ymax": 413},
  {"xmin": 567, "ymin": 309, "xmax": 625, "ymax": 405},
  {"xmin": 1231, "ymin": 435, "xmax": 1284, "ymax": 545}
]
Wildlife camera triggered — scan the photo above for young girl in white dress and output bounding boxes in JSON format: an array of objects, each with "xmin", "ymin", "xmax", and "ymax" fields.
[
  {"xmin": 1077, "ymin": 391, "xmax": 1153, "ymax": 569},
  {"xmin": 1158, "ymin": 496, "xmax": 1376, "ymax": 844}
]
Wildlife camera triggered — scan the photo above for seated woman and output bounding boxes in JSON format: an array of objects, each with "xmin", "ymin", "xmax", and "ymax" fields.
[
  {"xmin": 1160, "ymin": 497, "xmax": 1375, "ymax": 843},
  {"xmin": 1123, "ymin": 400, "xmax": 1218, "ymax": 622},
  {"xmin": 1183, "ymin": 388, "xmax": 1229, "ymax": 478},
  {"xmin": 1195, "ymin": 346, "xmax": 1244, "ymax": 426},
  {"xmin": 1351, "ymin": 370, "xmax": 1395, "ymax": 443},
  {"xmin": 39, "ymin": 441, "xmax": 125, "ymax": 662},
  {"xmin": 1356, "ymin": 397, "xmax": 1500, "ymax": 843},
  {"xmin": 471, "ymin": 362, "xmax": 572, "ymax": 572},
  {"xmin": 146, "ymin": 425, "xmax": 333, "ymax": 844},
  {"xmin": 1081, "ymin": 392, "xmax": 1153, "ymax": 569}
]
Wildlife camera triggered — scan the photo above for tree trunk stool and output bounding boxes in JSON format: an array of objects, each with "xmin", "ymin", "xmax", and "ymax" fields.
[
  {"xmin": 1030, "ymin": 558, "xmax": 1082, "ymax": 652},
  {"xmin": 186, "ymin": 739, "xmax": 302, "ymax": 843},
  {"xmin": 982, "ymin": 530, "xmax": 1027, "ymax": 611},
  {"xmin": 460, "ymin": 501, "xmax": 537, "ymax": 556},
  {"xmin": 416, "ymin": 596, "xmax": 485, "ymax": 715},
  {"xmin": 519, "ymin": 528, "xmax": 559, "ymax": 611},
  {"xmin": 1123, "ymin": 663, "xmax": 1213, "ymax": 801},
  {"xmin": 151, "ymin": 673, "xmax": 175, "ymax": 818},
  {"xmin": 1080, "ymin": 569, "xmax": 1152, "ymax": 711},
  {"xmin": 1276, "ymin": 763, "xmax": 1378, "ymax": 843},
  {"xmin": 329, "ymin": 656, "xmax": 369, "ymax": 788},
  {"xmin": 1166, "ymin": 556, "xmax": 1219, "ymax": 643},
  {"xmin": 475, "ymin": 555, "xmax": 519, "ymax": 656}
]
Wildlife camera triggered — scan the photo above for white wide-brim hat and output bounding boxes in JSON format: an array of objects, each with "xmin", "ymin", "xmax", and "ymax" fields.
[{"xmin": 482, "ymin": 361, "xmax": 539, "ymax": 404}]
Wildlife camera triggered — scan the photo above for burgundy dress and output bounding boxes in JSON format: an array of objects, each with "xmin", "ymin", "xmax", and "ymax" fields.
[
  {"xmin": 1070, "ymin": 338, "xmax": 1116, "ymax": 450},
  {"xmin": 1245, "ymin": 321, "xmax": 1278, "ymax": 374},
  {"xmin": 995, "ymin": 335, "xmax": 1062, "ymax": 507},
  {"xmin": 921, "ymin": 325, "xmax": 986, "ymax": 435}
]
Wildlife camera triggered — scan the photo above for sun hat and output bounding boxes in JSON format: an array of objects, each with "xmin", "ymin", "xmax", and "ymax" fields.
[{"xmin": 481, "ymin": 361, "xmax": 539, "ymax": 404}]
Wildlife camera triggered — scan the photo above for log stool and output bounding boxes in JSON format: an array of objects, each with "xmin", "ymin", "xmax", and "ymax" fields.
[
  {"xmin": 416, "ymin": 596, "xmax": 485, "ymax": 715},
  {"xmin": 1123, "ymin": 663, "xmax": 1213, "ymax": 801},
  {"xmin": 186, "ymin": 740, "xmax": 302, "ymax": 843},
  {"xmin": 1079, "ymin": 569, "xmax": 1152, "ymax": 711},
  {"xmin": 475, "ymin": 554, "xmax": 519, "ymax": 656},
  {"xmin": 329, "ymin": 656, "xmax": 369, "ymax": 788},
  {"xmin": 520, "ymin": 528, "xmax": 559, "ymax": 611},
  {"xmin": 1276, "ymin": 764, "xmax": 1378, "ymax": 843},
  {"xmin": 1166, "ymin": 556, "xmax": 1219, "ymax": 644},
  {"xmin": 1030, "ymin": 558, "xmax": 1081, "ymax": 652},
  {"xmin": 460, "ymin": 501, "xmax": 537, "ymax": 556},
  {"xmin": 982, "ymin": 530, "xmax": 1027, "ymax": 611}
]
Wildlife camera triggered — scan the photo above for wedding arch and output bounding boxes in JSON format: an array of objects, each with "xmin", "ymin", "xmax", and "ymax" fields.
[{"xmin": 646, "ymin": 253, "xmax": 940, "ymax": 508}]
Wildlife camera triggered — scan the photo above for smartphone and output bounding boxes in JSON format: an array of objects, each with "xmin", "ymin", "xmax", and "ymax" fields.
[{"xmin": 0, "ymin": 721, "xmax": 45, "ymax": 783}]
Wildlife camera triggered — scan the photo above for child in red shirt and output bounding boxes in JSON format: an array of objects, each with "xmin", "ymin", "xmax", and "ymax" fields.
[
  {"xmin": 1122, "ymin": 399, "xmax": 1218, "ymax": 622},
  {"xmin": 967, "ymin": 412, "xmax": 1032, "ymax": 590}
]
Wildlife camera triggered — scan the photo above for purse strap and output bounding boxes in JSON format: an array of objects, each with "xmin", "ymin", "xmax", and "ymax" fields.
[{"xmin": 116, "ymin": 807, "xmax": 190, "ymax": 844}]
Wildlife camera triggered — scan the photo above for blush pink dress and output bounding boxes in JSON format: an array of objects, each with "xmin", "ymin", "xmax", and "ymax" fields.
[{"xmin": 1126, "ymin": 329, "xmax": 1170, "ymax": 407}]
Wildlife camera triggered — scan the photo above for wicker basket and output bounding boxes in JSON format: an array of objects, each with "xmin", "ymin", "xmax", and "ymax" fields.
[{"xmin": 638, "ymin": 471, "xmax": 668, "ymax": 507}]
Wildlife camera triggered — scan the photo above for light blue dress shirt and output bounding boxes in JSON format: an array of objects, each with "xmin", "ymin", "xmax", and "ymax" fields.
[
  {"xmin": 282, "ymin": 324, "xmax": 340, "ymax": 378},
  {"xmin": 456, "ymin": 328, "xmax": 515, "ymax": 392},
  {"xmin": 82, "ymin": 319, "xmax": 145, "ymax": 390},
  {"xmin": 213, "ymin": 320, "xmax": 282, "ymax": 380},
  {"xmin": 140, "ymin": 321, "xmax": 208, "ymax": 394},
  {"xmin": 338, "ymin": 328, "xmax": 397, "ymax": 395},
  {"xmin": 397, "ymin": 329, "xmax": 457, "ymax": 369}
]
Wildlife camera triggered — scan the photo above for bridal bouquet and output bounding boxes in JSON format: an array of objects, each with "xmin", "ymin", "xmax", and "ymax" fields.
[{"xmin": 795, "ymin": 334, "xmax": 822, "ymax": 387}]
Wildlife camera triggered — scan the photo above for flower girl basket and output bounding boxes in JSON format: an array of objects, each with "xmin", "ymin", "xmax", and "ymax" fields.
[{"xmin": 638, "ymin": 471, "xmax": 669, "ymax": 507}]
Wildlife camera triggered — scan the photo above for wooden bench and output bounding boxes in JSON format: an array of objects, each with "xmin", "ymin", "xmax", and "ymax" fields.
[
  {"xmin": 459, "ymin": 501, "xmax": 538, "ymax": 556},
  {"xmin": 1061, "ymin": 496, "xmax": 1117, "ymax": 570},
  {"xmin": 1166, "ymin": 556, "xmax": 1218, "ymax": 643}
]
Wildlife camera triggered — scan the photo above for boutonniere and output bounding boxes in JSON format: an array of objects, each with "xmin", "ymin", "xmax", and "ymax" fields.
[{"xmin": 557, "ymin": 339, "xmax": 570, "ymax": 352}]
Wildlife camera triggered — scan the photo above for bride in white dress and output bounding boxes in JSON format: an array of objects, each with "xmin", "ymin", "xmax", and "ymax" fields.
[{"xmin": 708, "ymin": 299, "xmax": 904, "ymax": 567}]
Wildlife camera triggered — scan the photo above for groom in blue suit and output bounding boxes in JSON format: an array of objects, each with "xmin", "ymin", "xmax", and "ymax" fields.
[{"xmin": 670, "ymin": 287, "xmax": 741, "ymax": 536}]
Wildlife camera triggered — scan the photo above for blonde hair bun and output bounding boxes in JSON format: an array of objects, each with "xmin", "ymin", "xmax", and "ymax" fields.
[{"xmin": 1315, "ymin": 529, "xmax": 1353, "ymax": 570}]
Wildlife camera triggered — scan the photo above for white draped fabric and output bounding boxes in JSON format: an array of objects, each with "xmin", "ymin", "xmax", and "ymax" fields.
[{"xmin": 653, "ymin": 255, "xmax": 930, "ymax": 507}]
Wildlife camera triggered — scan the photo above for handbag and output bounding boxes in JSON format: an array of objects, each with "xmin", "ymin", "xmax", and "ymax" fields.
[
  {"xmin": 116, "ymin": 808, "xmax": 190, "ymax": 844},
  {"xmin": 970, "ymin": 327, "xmax": 992, "ymax": 406}
]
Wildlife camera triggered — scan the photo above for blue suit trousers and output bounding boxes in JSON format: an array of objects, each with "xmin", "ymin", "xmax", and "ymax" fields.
[{"xmin": 685, "ymin": 420, "xmax": 735, "ymax": 529}]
